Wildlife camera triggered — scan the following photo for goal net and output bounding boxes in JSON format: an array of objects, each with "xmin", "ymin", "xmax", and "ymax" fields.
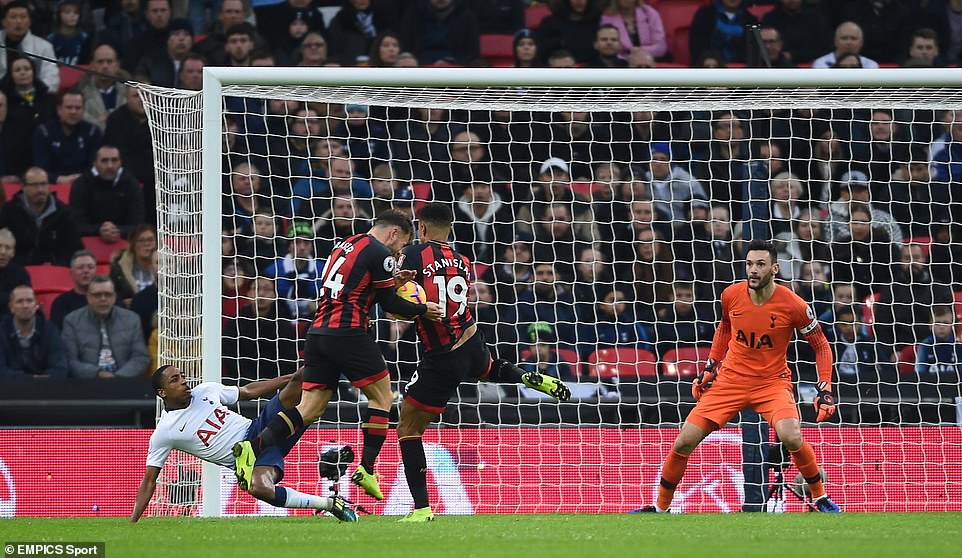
[{"xmin": 140, "ymin": 68, "xmax": 962, "ymax": 516}]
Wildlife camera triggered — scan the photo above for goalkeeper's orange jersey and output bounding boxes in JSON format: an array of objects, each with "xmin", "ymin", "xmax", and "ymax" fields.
[{"xmin": 710, "ymin": 281, "xmax": 820, "ymax": 380}]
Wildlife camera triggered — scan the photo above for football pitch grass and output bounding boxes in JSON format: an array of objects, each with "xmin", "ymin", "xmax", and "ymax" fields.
[{"xmin": 2, "ymin": 514, "xmax": 960, "ymax": 558}]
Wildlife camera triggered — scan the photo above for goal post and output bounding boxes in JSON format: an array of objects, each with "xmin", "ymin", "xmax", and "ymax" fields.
[{"xmin": 140, "ymin": 67, "xmax": 962, "ymax": 517}]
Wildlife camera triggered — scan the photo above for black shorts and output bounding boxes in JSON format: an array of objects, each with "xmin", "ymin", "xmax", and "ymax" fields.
[
  {"xmin": 303, "ymin": 332, "xmax": 389, "ymax": 391},
  {"xmin": 404, "ymin": 330, "xmax": 492, "ymax": 414}
]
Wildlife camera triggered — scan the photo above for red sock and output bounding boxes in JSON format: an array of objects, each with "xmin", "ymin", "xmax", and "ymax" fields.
[
  {"xmin": 789, "ymin": 440, "xmax": 825, "ymax": 499},
  {"xmin": 656, "ymin": 450, "xmax": 690, "ymax": 510}
]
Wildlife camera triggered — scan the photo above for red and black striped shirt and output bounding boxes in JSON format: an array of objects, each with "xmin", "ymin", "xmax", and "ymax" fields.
[
  {"xmin": 399, "ymin": 241, "xmax": 475, "ymax": 353},
  {"xmin": 312, "ymin": 233, "xmax": 396, "ymax": 334}
]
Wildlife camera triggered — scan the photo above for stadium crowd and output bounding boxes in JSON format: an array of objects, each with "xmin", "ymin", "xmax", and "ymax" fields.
[{"xmin": 0, "ymin": 0, "xmax": 960, "ymax": 413}]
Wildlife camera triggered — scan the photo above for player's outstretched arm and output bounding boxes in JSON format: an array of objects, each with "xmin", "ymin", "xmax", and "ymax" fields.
[
  {"xmin": 130, "ymin": 466, "xmax": 161, "ymax": 523},
  {"xmin": 238, "ymin": 373, "xmax": 294, "ymax": 401},
  {"xmin": 803, "ymin": 325, "xmax": 836, "ymax": 422}
]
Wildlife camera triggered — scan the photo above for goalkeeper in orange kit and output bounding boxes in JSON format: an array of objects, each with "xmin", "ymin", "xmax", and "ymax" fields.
[{"xmin": 634, "ymin": 240, "xmax": 841, "ymax": 513}]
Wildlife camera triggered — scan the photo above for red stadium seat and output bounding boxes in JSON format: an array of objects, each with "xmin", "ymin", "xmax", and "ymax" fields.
[
  {"xmin": 519, "ymin": 347, "xmax": 584, "ymax": 378},
  {"xmin": 897, "ymin": 344, "xmax": 917, "ymax": 375},
  {"xmin": 82, "ymin": 236, "xmax": 128, "ymax": 265},
  {"xmin": 95, "ymin": 264, "xmax": 110, "ymax": 275},
  {"xmin": 586, "ymin": 347, "xmax": 658, "ymax": 379},
  {"xmin": 525, "ymin": 3, "xmax": 551, "ymax": 30},
  {"xmin": 58, "ymin": 65, "xmax": 87, "ymax": 95},
  {"xmin": 412, "ymin": 182, "xmax": 432, "ymax": 211},
  {"xmin": 26, "ymin": 265, "xmax": 73, "ymax": 294},
  {"xmin": 36, "ymin": 291, "xmax": 60, "ymax": 319},
  {"xmin": 747, "ymin": 4, "xmax": 775, "ymax": 20},
  {"xmin": 658, "ymin": 0, "xmax": 706, "ymax": 66},
  {"xmin": 50, "ymin": 182, "xmax": 72, "ymax": 203},
  {"xmin": 662, "ymin": 345, "xmax": 712, "ymax": 378},
  {"xmin": 4, "ymin": 182, "xmax": 20, "ymax": 201},
  {"xmin": 907, "ymin": 236, "xmax": 932, "ymax": 256},
  {"xmin": 480, "ymin": 34, "xmax": 515, "ymax": 66}
]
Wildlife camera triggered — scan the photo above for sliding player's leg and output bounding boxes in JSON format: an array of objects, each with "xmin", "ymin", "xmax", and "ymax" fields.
[
  {"xmin": 352, "ymin": 375, "xmax": 394, "ymax": 500},
  {"xmin": 247, "ymin": 465, "xmax": 357, "ymax": 522},
  {"xmin": 396, "ymin": 401, "xmax": 438, "ymax": 522},
  {"xmin": 485, "ymin": 357, "xmax": 571, "ymax": 402}
]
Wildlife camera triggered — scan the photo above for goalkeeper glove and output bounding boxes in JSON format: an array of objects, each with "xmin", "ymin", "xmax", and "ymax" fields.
[
  {"xmin": 814, "ymin": 381, "xmax": 836, "ymax": 422},
  {"xmin": 691, "ymin": 358, "xmax": 720, "ymax": 401}
]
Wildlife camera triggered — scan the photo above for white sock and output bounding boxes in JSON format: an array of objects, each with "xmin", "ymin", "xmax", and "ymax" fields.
[
  {"xmin": 279, "ymin": 487, "xmax": 332, "ymax": 510},
  {"xmin": 654, "ymin": 504, "xmax": 668, "ymax": 513}
]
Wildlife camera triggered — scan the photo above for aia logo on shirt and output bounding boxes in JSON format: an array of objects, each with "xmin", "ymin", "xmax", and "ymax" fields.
[
  {"xmin": 735, "ymin": 329, "xmax": 773, "ymax": 349},
  {"xmin": 196, "ymin": 408, "xmax": 229, "ymax": 447}
]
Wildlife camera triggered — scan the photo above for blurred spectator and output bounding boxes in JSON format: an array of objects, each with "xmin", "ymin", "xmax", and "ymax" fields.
[
  {"xmin": 546, "ymin": 48, "xmax": 576, "ymax": 68},
  {"xmin": 645, "ymin": 141, "xmax": 707, "ymax": 222},
  {"xmin": 519, "ymin": 321, "xmax": 577, "ymax": 382},
  {"xmin": 193, "ymin": 0, "xmax": 263, "ymax": 65},
  {"xmin": 903, "ymin": 27, "xmax": 944, "ymax": 67},
  {"xmin": 837, "ymin": 0, "xmax": 913, "ymax": 64},
  {"xmin": 327, "ymin": 0, "xmax": 401, "ymax": 66},
  {"xmin": 368, "ymin": 30, "xmax": 403, "ymax": 66},
  {"xmin": 928, "ymin": 219, "xmax": 962, "ymax": 291},
  {"xmin": 70, "ymin": 145, "xmax": 145, "ymax": 240},
  {"xmin": 293, "ymin": 155, "xmax": 373, "ymax": 218},
  {"xmin": 222, "ymin": 276, "xmax": 299, "ymax": 381},
  {"xmin": 47, "ymin": 0, "xmax": 92, "ymax": 66},
  {"xmin": 826, "ymin": 304, "xmax": 888, "ymax": 381},
  {"xmin": 831, "ymin": 51, "xmax": 863, "ymax": 68},
  {"xmin": 627, "ymin": 47, "xmax": 655, "ymax": 68},
  {"xmin": 389, "ymin": 107, "xmax": 452, "ymax": 182},
  {"xmin": 543, "ymin": 114, "xmax": 594, "ymax": 180},
  {"xmin": 469, "ymin": 280, "xmax": 520, "ymax": 362},
  {"xmin": 760, "ymin": 0, "xmax": 829, "ymax": 64},
  {"xmin": 572, "ymin": 245, "xmax": 614, "ymax": 312},
  {"xmin": 625, "ymin": 226, "xmax": 673, "ymax": 306},
  {"xmin": 931, "ymin": 109, "xmax": 962, "ymax": 187},
  {"xmin": 534, "ymin": 0, "xmax": 602, "ymax": 64},
  {"xmin": 516, "ymin": 262, "xmax": 577, "ymax": 347},
  {"xmin": 234, "ymin": 211, "xmax": 286, "ymax": 274},
  {"xmin": 653, "ymin": 281, "xmax": 714, "ymax": 355},
  {"xmin": 531, "ymin": 201, "xmax": 594, "ymax": 278},
  {"xmin": 472, "ymin": 0, "xmax": 524, "ymax": 34},
  {"xmin": 915, "ymin": 305, "xmax": 962, "ymax": 380},
  {"xmin": 445, "ymin": 129, "xmax": 511, "ymax": 199},
  {"xmin": 826, "ymin": 170, "xmax": 902, "ymax": 246},
  {"xmin": 513, "ymin": 28, "xmax": 540, "ymax": 67},
  {"xmin": 0, "ymin": 91, "xmax": 34, "ymax": 181},
  {"xmin": 791, "ymin": 260, "xmax": 833, "ymax": 313},
  {"xmin": 0, "ymin": 285, "xmax": 67, "ymax": 378},
  {"xmin": 830, "ymin": 201, "xmax": 898, "ymax": 300},
  {"xmin": 103, "ymin": 87, "xmax": 156, "ymax": 215},
  {"xmin": 0, "ymin": 167, "xmax": 82, "ymax": 266},
  {"xmin": 610, "ymin": 197, "xmax": 657, "ymax": 267},
  {"xmin": 0, "ymin": 54, "xmax": 57, "ymax": 141},
  {"xmin": 78, "ymin": 44, "xmax": 131, "ymax": 131},
  {"xmin": 62, "ymin": 275, "xmax": 150, "ymax": 378},
  {"xmin": 129, "ymin": 249, "xmax": 158, "ymax": 341},
  {"xmin": 756, "ymin": 27, "xmax": 794, "ymax": 68},
  {"xmin": 889, "ymin": 153, "xmax": 950, "ymax": 238},
  {"xmin": 673, "ymin": 201, "xmax": 735, "ymax": 300},
  {"xmin": 136, "ymin": 18, "xmax": 194, "ymax": 87},
  {"xmin": 368, "ymin": 163, "xmax": 412, "ymax": 215},
  {"xmin": 295, "ymin": 31, "xmax": 330, "ymax": 66},
  {"xmin": 689, "ymin": 0, "xmax": 758, "ymax": 64},
  {"xmin": 452, "ymin": 179, "xmax": 514, "ymax": 265},
  {"xmin": 255, "ymin": 0, "xmax": 327, "ymax": 53},
  {"xmin": 224, "ymin": 161, "xmax": 270, "ymax": 235},
  {"xmin": 482, "ymin": 237, "xmax": 534, "ymax": 304},
  {"xmin": 50, "ymin": 250, "xmax": 96, "ymax": 329},
  {"xmin": 693, "ymin": 49, "xmax": 726, "ymax": 68},
  {"xmin": 586, "ymin": 23, "xmax": 627, "ymax": 68},
  {"xmin": 109, "ymin": 224, "xmax": 157, "ymax": 306},
  {"xmin": 123, "ymin": 0, "xmax": 174, "ymax": 71},
  {"xmin": 850, "ymin": 109, "xmax": 908, "ymax": 205},
  {"xmin": 221, "ymin": 257, "xmax": 253, "ymax": 320},
  {"xmin": 0, "ymin": 2, "xmax": 59, "ymax": 92},
  {"xmin": 400, "ymin": 0, "xmax": 481, "ymax": 66},
  {"xmin": 0, "ymin": 228, "xmax": 31, "ymax": 315},
  {"xmin": 330, "ymin": 103, "xmax": 390, "ymax": 176},
  {"xmin": 103, "ymin": 0, "xmax": 149, "ymax": 56},
  {"xmin": 780, "ymin": 206, "xmax": 831, "ymax": 282},
  {"xmin": 178, "ymin": 52, "xmax": 206, "ymax": 90},
  {"xmin": 812, "ymin": 22, "xmax": 879, "ymax": 69},
  {"xmin": 311, "ymin": 197, "xmax": 371, "ymax": 257},
  {"xmin": 806, "ymin": 129, "xmax": 848, "ymax": 205},
  {"xmin": 817, "ymin": 282, "xmax": 859, "ymax": 326},
  {"xmin": 875, "ymin": 242, "xmax": 954, "ymax": 350},
  {"xmin": 33, "ymin": 91, "xmax": 103, "ymax": 184},
  {"xmin": 264, "ymin": 218, "xmax": 325, "ymax": 319},
  {"xmin": 577, "ymin": 288, "xmax": 653, "ymax": 359},
  {"xmin": 221, "ymin": 22, "xmax": 258, "ymax": 67},
  {"xmin": 395, "ymin": 51, "xmax": 419, "ymax": 66},
  {"xmin": 599, "ymin": 0, "xmax": 666, "ymax": 60},
  {"xmin": 768, "ymin": 171, "xmax": 803, "ymax": 238},
  {"xmin": 696, "ymin": 110, "xmax": 750, "ymax": 221}
]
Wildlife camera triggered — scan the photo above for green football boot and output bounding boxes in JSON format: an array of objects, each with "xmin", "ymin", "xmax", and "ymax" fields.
[
  {"xmin": 522, "ymin": 371, "xmax": 571, "ymax": 401},
  {"xmin": 398, "ymin": 507, "xmax": 435, "ymax": 522},
  {"xmin": 351, "ymin": 465, "xmax": 384, "ymax": 500}
]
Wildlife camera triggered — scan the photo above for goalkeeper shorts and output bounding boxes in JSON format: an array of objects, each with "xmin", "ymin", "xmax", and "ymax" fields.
[
  {"xmin": 302, "ymin": 332, "xmax": 389, "ymax": 391},
  {"xmin": 685, "ymin": 371, "xmax": 799, "ymax": 432},
  {"xmin": 404, "ymin": 330, "xmax": 492, "ymax": 414}
]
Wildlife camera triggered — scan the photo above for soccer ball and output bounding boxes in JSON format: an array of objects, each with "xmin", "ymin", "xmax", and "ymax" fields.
[{"xmin": 387, "ymin": 281, "xmax": 426, "ymax": 321}]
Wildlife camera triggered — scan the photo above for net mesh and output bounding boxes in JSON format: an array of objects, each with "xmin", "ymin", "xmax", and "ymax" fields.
[{"xmin": 141, "ymin": 78, "xmax": 962, "ymax": 515}]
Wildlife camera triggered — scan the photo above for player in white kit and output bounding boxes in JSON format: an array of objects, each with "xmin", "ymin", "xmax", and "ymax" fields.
[{"xmin": 130, "ymin": 365, "xmax": 357, "ymax": 522}]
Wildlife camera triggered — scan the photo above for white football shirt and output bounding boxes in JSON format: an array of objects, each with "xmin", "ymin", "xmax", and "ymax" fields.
[{"xmin": 146, "ymin": 382, "xmax": 253, "ymax": 469}]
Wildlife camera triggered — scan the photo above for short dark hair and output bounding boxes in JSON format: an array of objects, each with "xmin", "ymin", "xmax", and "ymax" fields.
[
  {"xmin": 834, "ymin": 304, "xmax": 857, "ymax": 321},
  {"xmin": 912, "ymin": 27, "xmax": 938, "ymax": 42},
  {"xmin": 745, "ymin": 240, "xmax": 778, "ymax": 264},
  {"xmin": 373, "ymin": 209, "xmax": 413, "ymax": 236},
  {"xmin": 151, "ymin": 364, "xmax": 173, "ymax": 392},
  {"xmin": 596, "ymin": 23, "xmax": 618, "ymax": 37},
  {"xmin": 59, "ymin": 89, "xmax": 84, "ymax": 105},
  {"xmin": 418, "ymin": 202, "xmax": 453, "ymax": 228},
  {"xmin": 69, "ymin": 249, "xmax": 96, "ymax": 266},
  {"xmin": 225, "ymin": 22, "xmax": 256, "ymax": 41},
  {"xmin": 2, "ymin": 1, "xmax": 30, "ymax": 19}
]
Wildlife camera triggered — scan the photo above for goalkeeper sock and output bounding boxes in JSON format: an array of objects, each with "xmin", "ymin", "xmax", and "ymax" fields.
[
  {"xmin": 400, "ymin": 435, "xmax": 430, "ymax": 509},
  {"xmin": 789, "ymin": 441, "xmax": 825, "ymax": 500},
  {"xmin": 254, "ymin": 407, "xmax": 304, "ymax": 455},
  {"xmin": 656, "ymin": 450, "xmax": 690, "ymax": 511},
  {"xmin": 486, "ymin": 358, "xmax": 523, "ymax": 384},
  {"xmin": 360, "ymin": 407, "xmax": 391, "ymax": 470},
  {"xmin": 271, "ymin": 486, "xmax": 332, "ymax": 510}
]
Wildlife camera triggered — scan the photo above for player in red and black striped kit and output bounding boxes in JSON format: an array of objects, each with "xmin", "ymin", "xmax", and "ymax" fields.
[
  {"xmin": 232, "ymin": 210, "xmax": 443, "ymax": 501},
  {"xmin": 394, "ymin": 203, "xmax": 571, "ymax": 522}
]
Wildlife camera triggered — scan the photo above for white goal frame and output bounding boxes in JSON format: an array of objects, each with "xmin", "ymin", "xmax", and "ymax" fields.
[{"xmin": 193, "ymin": 67, "xmax": 962, "ymax": 517}]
